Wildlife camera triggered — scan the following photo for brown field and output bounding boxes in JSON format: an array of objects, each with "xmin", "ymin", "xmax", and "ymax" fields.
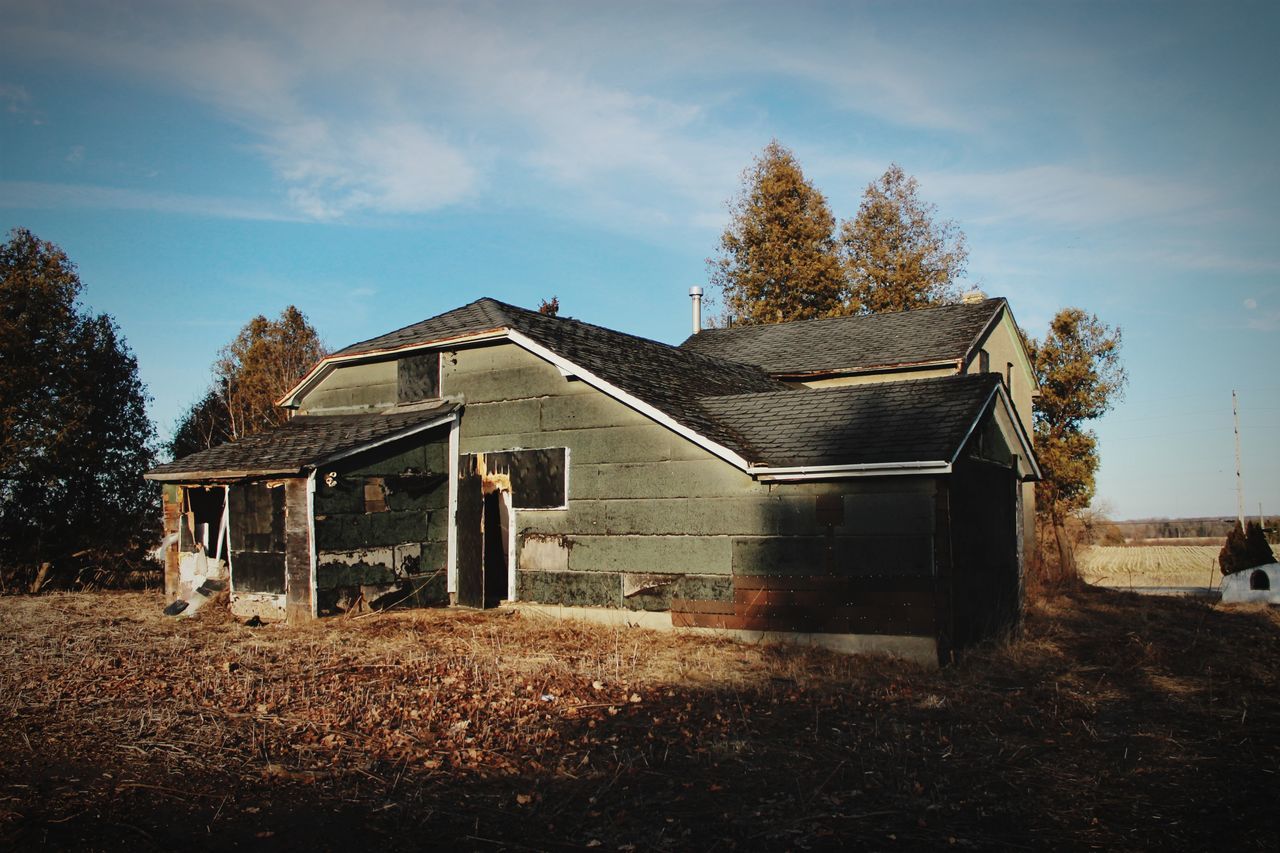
[
  {"xmin": 1080, "ymin": 545, "xmax": 1221, "ymax": 589},
  {"xmin": 2, "ymin": 589, "xmax": 1278, "ymax": 851}
]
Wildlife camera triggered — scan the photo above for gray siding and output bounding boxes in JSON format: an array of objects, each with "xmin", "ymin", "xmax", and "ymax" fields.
[
  {"xmin": 298, "ymin": 360, "xmax": 398, "ymax": 415},
  {"xmin": 445, "ymin": 342, "xmax": 937, "ymax": 609}
]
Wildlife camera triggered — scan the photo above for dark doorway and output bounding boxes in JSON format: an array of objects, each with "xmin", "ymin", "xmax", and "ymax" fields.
[
  {"xmin": 228, "ymin": 481, "xmax": 286, "ymax": 594},
  {"xmin": 949, "ymin": 459, "xmax": 1019, "ymax": 648},
  {"xmin": 483, "ymin": 492, "xmax": 509, "ymax": 608},
  {"xmin": 456, "ymin": 466, "xmax": 484, "ymax": 608},
  {"xmin": 455, "ymin": 462, "xmax": 509, "ymax": 610}
]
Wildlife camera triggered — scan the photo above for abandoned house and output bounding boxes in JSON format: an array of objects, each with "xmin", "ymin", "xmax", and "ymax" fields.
[{"xmin": 146, "ymin": 292, "xmax": 1039, "ymax": 663}]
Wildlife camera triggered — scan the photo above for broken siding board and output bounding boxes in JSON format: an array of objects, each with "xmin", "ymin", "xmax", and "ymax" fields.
[
  {"xmin": 624, "ymin": 574, "xmax": 735, "ymax": 612},
  {"xmin": 516, "ymin": 570, "xmax": 623, "ymax": 607},
  {"xmin": 468, "ymin": 448, "xmax": 567, "ymax": 509},
  {"xmin": 444, "ymin": 360, "xmax": 594, "ymax": 403},
  {"xmin": 162, "ymin": 485, "xmax": 182, "ymax": 600},
  {"xmin": 284, "ymin": 478, "xmax": 313, "ymax": 622}
]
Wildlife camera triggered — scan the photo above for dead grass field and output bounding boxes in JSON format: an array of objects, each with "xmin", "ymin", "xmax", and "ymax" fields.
[
  {"xmin": 1, "ymin": 589, "xmax": 1277, "ymax": 851},
  {"xmin": 1080, "ymin": 545, "xmax": 1221, "ymax": 589}
]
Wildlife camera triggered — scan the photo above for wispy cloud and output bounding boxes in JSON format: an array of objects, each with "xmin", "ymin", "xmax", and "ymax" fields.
[
  {"xmin": 0, "ymin": 82, "xmax": 30, "ymax": 113},
  {"xmin": 0, "ymin": 180, "xmax": 299, "ymax": 222},
  {"xmin": 921, "ymin": 164, "xmax": 1211, "ymax": 228}
]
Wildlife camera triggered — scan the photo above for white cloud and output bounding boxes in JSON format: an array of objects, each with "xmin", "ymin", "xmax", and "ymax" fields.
[
  {"xmin": 263, "ymin": 120, "xmax": 476, "ymax": 219},
  {"xmin": 65, "ymin": 145, "xmax": 84, "ymax": 164},
  {"xmin": 1244, "ymin": 297, "xmax": 1258, "ymax": 310}
]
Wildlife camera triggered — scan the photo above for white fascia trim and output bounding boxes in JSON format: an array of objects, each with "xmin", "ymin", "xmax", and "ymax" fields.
[
  {"xmin": 306, "ymin": 470, "xmax": 318, "ymax": 619},
  {"xmin": 309, "ymin": 413, "xmax": 458, "ymax": 468},
  {"xmin": 993, "ymin": 383, "xmax": 1040, "ymax": 479},
  {"xmin": 446, "ymin": 417, "xmax": 459, "ymax": 596},
  {"xmin": 278, "ymin": 330, "xmax": 508, "ymax": 407},
  {"xmin": 947, "ymin": 383, "xmax": 1041, "ymax": 481},
  {"xmin": 753, "ymin": 461, "xmax": 952, "ymax": 481},
  {"xmin": 505, "ymin": 330, "xmax": 755, "ymax": 472}
]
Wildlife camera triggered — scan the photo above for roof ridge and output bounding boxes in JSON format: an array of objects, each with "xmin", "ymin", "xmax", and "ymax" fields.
[
  {"xmin": 489, "ymin": 298, "xmax": 793, "ymax": 387},
  {"xmin": 687, "ymin": 297, "xmax": 1005, "ymax": 340}
]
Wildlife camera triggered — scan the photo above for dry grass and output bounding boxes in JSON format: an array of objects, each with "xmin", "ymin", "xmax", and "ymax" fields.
[
  {"xmin": 1080, "ymin": 545, "xmax": 1221, "ymax": 588},
  {"xmin": 1, "ymin": 589, "xmax": 1278, "ymax": 850}
]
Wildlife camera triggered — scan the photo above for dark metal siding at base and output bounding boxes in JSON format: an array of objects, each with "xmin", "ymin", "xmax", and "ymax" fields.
[{"xmin": 673, "ymin": 575, "xmax": 936, "ymax": 635}]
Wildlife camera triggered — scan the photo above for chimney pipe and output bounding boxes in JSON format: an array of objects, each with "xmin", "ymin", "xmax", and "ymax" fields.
[{"xmin": 689, "ymin": 286, "xmax": 703, "ymax": 334}]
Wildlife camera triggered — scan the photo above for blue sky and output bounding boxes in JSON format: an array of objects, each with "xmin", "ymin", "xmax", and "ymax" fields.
[{"xmin": 2, "ymin": 0, "xmax": 1277, "ymax": 520}]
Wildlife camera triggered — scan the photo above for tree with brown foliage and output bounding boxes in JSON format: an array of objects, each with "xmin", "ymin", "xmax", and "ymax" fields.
[
  {"xmin": 839, "ymin": 164, "xmax": 967, "ymax": 314},
  {"xmin": 1031, "ymin": 308, "xmax": 1127, "ymax": 581},
  {"xmin": 709, "ymin": 141, "xmax": 846, "ymax": 325},
  {"xmin": 169, "ymin": 307, "xmax": 326, "ymax": 458}
]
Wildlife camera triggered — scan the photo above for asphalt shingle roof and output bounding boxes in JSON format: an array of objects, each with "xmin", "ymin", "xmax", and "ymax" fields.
[
  {"xmin": 147, "ymin": 403, "xmax": 457, "ymax": 480},
  {"xmin": 679, "ymin": 298, "xmax": 1006, "ymax": 376},
  {"xmin": 335, "ymin": 298, "xmax": 790, "ymax": 458},
  {"xmin": 700, "ymin": 373, "xmax": 1003, "ymax": 467},
  {"xmin": 157, "ymin": 298, "xmax": 1020, "ymax": 478}
]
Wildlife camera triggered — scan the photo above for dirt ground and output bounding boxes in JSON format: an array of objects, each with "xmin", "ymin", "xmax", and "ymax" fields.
[{"xmin": 1, "ymin": 587, "xmax": 1277, "ymax": 851}]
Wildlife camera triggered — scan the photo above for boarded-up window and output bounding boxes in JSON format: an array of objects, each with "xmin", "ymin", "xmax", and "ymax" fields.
[
  {"xmin": 364, "ymin": 477, "xmax": 388, "ymax": 513},
  {"xmin": 475, "ymin": 448, "xmax": 567, "ymax": 509},
  {"xmin": 398, "ymin": 352, "xmax": 440, "ymax": 403}
]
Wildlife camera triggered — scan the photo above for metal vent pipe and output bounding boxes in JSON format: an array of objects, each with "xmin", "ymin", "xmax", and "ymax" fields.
[{"xmin": 689, "ymin": 286, "xmax": 703, "ymax": 333}]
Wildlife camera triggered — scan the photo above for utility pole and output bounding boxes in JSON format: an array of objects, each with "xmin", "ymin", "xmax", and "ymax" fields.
[{"xmin": 1233, "ymin": 389, "xmax": 1244, "ymax": 528}]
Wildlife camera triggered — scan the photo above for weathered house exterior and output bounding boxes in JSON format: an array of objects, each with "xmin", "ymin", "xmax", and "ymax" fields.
[{"xmin": 147, "ymin": 297, "xmax": 1039, "ymax": 663}]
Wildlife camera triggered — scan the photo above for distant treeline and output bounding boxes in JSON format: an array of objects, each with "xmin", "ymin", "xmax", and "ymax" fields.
[{"xmin": 1114, "ymin": 517, "xmax": 1277, "ymax": 542}]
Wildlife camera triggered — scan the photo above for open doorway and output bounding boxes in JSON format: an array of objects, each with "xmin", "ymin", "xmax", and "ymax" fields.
[
  {"xmin": 482, "ymin": 491, "xmax": 510, "ymax": 608},
  {"xmin": 456, "ymin": 460, "xmax": 512, "ymax": 609}
]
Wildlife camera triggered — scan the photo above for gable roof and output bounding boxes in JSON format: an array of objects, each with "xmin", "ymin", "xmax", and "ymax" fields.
[
  {"xmin": 291, "ymin": 298, "xmax": 790, "ymax": 461},
  {"xmin": 702, "ymin": 373, "xmax": 1027, "ymax": 475},
  {"xmin": 145, "ymin": 403, "xmax": 458, "ymax": 482},
  {"xmin": 680, "ymin": 298, "xmax": 1007, "ymax": 376},
  {"xmin": 198, "ymin": 296, "xmax": 1039, "ymax": 483}
]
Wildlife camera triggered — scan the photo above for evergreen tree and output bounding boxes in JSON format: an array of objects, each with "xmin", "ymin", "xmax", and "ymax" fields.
[
  {"xmin": 709, "ymin": 141, "xmax": 846, "ymax": 325},
  {"xmin": 1031, "ymin": 308, "xmax": 1127, "ymax": 581},
  {"xmin": 1219, "ymin": 520, "xmax": 1249, "ymax": 575},
  {"xmin": 0, "ymin": 228, "xmax": 157, "ymax": 575},
  {"xmin": 839, "ymin": 164, "xmax": 967, "ymax": 313},
  {"xmin": 1245, "ymin": 520, "xmax": 1276, "ymax": 568}
]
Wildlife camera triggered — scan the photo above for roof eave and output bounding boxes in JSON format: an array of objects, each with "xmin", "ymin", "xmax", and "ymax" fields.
[
  {"xmin": 144, "ymin": 467, "xmax": 301, "ymax": 483},
  {"xmin": 751, "ymin": 460, "xmax": 953, "ymax": 481}
]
